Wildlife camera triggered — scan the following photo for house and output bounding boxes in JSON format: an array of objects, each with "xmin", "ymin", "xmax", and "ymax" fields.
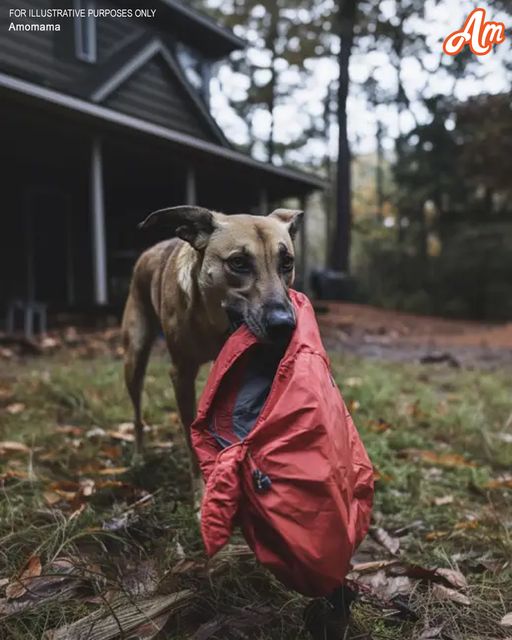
[{"xmin": 0, "ymin": 0, "xmax": 323, "ymax": 331}]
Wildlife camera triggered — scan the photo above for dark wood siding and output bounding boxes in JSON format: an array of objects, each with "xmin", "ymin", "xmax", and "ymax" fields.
[
  {"xmin": 0, "ymin": 0, "xmax": 143, "ymax": 92},
  {"xmin": 104, "ymin": 56, "xmax": 216, "ymax": 141},
  {"xmin": 1, "ymin": 0, "xmax": 224, "ymax": 143},
  {"xmin": 96, "ymin": 15, "xmax": 143, "ymax": 63}
]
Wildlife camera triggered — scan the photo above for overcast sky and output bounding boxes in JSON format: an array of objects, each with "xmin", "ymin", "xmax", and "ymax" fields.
[{"xmin": 208, "ymin": 0, "xmax": 511, "ymax": 164}]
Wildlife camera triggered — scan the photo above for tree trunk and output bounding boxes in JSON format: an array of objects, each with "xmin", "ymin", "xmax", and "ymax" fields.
[
  {"xmin": 266, "ymin": 2, "xmax": 279, "ymax": 164},
  {"xmin": 376, "ymin": 119, "xmax": 384, "ymax": 220},
  {"xmin": 331, "ymin": 0, "xmax": 357, "ymax": 272}
]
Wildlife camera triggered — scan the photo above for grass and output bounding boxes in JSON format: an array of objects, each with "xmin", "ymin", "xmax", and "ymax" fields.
[{"xmin": 0, "ymin": 343, "xmax": 511, "ymax": 639}]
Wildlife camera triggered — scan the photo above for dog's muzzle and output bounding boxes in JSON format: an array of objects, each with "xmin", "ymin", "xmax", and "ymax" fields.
[{"xmin": 263, "ymin": 303, "xmax": 296, "ymax": 343}]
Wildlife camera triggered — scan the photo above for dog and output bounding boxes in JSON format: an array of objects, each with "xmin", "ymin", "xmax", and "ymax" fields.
[{"xmin": 121, "ymin": 205, "xmax": 303, "ymax": 488}]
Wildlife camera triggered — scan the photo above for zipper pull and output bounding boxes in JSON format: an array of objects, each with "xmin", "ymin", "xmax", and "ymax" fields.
[{"xmin": 252, "ymin": 468, "xmax": 272, "ymax": 493}]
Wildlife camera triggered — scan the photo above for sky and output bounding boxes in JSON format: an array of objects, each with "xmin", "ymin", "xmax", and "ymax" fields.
[{"xmin": 207, "ymin": 0, "xmax": 511, "ymax": 164}]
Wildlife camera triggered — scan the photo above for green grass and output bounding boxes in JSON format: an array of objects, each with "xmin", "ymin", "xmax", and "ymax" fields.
[{"xmin": 0, "ymin": 347, "xmax": 511, "ymax": 639}]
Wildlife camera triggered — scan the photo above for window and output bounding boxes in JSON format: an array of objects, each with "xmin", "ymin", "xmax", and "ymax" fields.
[{"xmin": 74, "ymin": 0, "xmax": 97, "ymax": 63}]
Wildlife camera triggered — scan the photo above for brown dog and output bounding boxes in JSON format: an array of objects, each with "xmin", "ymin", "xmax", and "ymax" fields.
[{"xmin": 121, "ymin": 205, "xmax": 302, "ymax": 484}]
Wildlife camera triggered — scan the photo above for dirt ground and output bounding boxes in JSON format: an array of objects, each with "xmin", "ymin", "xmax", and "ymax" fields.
[{"xmin": 316, "ymin": 302, "xmax": 512, "ymax": 368}]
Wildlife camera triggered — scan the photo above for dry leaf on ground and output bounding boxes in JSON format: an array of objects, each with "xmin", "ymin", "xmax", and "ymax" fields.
[
  {"xmin": 501, "ymin": 612, "xmax": 512, "ymax": 627},
  {"xmin": 0, "ymin": 441, "xmax": 30, "ymax": 454},
  {"xmin": 400, "ymin": 449, "xmax": 476, "ymax": 468},
  {"xmin": 6, "ymin": 555, "xmax": 42, "ymax": 599},
  {"xmin": 351, "ymin": 559, "xmax": 400, "ymax": 573},
  {"xmin": 435, "ymin": 567, "xmax": 467, "ymax": 590},
  {"xmin": 54, "ymin": 425, "xmax": 83, "ymax": 437},
  {"xmin": 96, "ymin": 467, "xmax": 130, "ymax": 476},
  {"xmin": 485, "ymin": 475, "xmax": 512, "ymax": 490},
  {"xmin": 108, "ymin": 431, "xmax": 135, "ymax": 443},
  {"xmin": 418, "ymin": 626, "xmax": 444, "ymax": 639},
  {"xmin": 5, "ymin": 403, "xmax": 26, "ymax": 415},
  {"xmin": 370, "ymin": 527, "xmax": 400, "ymax": 555},
  {"xmin": 353, "ymin": 569, "xmax": 412, "ymax": 600},
  {"xmin": 434, "ymin": 495, "xmax": 454, "ymax": 506},
  {"xmin": 432, "ymin": 583, "xmax": 470, "ymax": 606}
]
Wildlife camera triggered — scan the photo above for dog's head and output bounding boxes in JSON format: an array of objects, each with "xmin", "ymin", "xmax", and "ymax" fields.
[{"xmin": 140, "ymin": 205, "xmax": 303, "ymax": 343}]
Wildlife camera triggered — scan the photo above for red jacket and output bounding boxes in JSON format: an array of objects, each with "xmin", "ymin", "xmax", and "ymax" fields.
[{"xmin": 191, "ymin": 290, "xmax": 373, "ymax": 596}]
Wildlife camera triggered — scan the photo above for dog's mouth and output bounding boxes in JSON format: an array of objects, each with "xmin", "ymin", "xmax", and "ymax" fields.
[{"xmin": 225, "ymin": 305, "xmax": 294, "ymax": 346}]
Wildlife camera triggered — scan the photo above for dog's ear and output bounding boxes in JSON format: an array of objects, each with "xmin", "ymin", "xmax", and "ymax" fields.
[
  {"xmin": 138, "ymin": 206, "xmax": 216, "ymax": 250},
  {"xmin": 268, "ymin": 209, "xmax": 303, "ymax": 240}
]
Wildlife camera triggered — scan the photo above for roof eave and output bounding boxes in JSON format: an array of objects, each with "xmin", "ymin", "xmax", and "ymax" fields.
[
  {"xmin": 0, "ymin": 72, "xmax": 326, "ymax": 193},
  {"xmin": 157, "ymin": 0, "xmax": 246, "ymax": 57}
]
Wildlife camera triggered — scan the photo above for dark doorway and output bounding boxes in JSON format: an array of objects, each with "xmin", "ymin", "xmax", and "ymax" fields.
[{"xmin": 25, "ymin": 189, "xmax": 73, "ymax": 308}]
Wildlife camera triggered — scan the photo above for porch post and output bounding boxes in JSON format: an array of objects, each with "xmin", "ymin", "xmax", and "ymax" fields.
[
  {"xmin": 90, "ymin": 137, "xmax": 108, "ymax": 305},
  {"xmin": 259, "ymin": 187, "xmax": 268, "ymax": 215},
  {"xmin": 299, "ymin": 194, "xmax": 309, "ymax": 294},
  {"xmin": 186, "ymin": 166, "xmax": 197, "ymax": 205}
]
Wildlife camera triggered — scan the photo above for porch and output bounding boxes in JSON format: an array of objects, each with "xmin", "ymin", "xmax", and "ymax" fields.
[{"xmin": 0, "ymin": 75, "xmax": 323, "ymax": 332}]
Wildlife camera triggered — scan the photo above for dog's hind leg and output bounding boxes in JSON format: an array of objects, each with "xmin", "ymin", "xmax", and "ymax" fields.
[{"xmin": 122, "ymin": 290, "xmax": 158, "ymax": 460}]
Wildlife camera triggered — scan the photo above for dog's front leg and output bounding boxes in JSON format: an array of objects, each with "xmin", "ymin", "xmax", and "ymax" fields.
[{"xmin": 170, "ymin": 361, "xmax": 203, "ymax": 502}]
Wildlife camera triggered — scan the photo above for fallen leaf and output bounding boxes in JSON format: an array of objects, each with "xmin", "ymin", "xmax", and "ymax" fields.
[
  {"xmin": 43, "ymin": 491, "xmax": 63, "ymax": 507},
  {"xmin": 418, "ymin": 626, "xmax": 444, "ymax": 639},
  {"xmin": 434, "ymin": 495, "xmax": 454, "ymax": 506},
  {"xmin": 344, "ymin": 377, "xmax": 362, "ymax": 387},
  {"xmin": 425, "ymin": 531, "xmax": 449, "ymax": 541},
  {"xmin": 109, "ymin": 431, "xmax": 135, "ymax": 443},
  {"xmin": 347, "ymin": 399, "xmax": 360, "ymax": 413},
  {"xmin": 0, "ymin": 577, "xmax": 9, "ymax": 589},
  {"xmin": 96, "ymin": 467, "xmax": 130, "ymax": 476},
  {"xmin": 435, "ymin": 568, "xmax": 467, "ymax": 590},
  {"xmin": 501, "ymin": 613, "xmax": 512, "ymax": 627},
  {"xmin": 354, "ymin": 569, "xmax": 412, "ymax": 600},
  {"xmin": 0, "ymin": 441, "xmax": 30, "ymax": 454},
  {"xmin": 432, "ymin": 583, "xmax": 470, "ymax": 606},
  {"xmin": 351, "ymin": 560, "xmax": 400, "ymax": 573},
  {"xmin": 95, "ymin": 479, "xmax": 124, "ymax": 490},
  {"xmin": 369, "ymin": 418, "xmax": 393, "ymax": 433},
  {"xmin": 453, "ymin": 519, "xmax": 479, "ymax": 531},
  {"xmin": 148, "ymin": 441, "xmax": 173, "ymax": 450},
  {"xmin": 99, "ymin": 445, "xmax": 122, "ymax": 459},
  {"xmin": 54, "ymin": 425, "xmax": 83, "ymax": 437},
  {"xmin": 116, "ymin": 422, "xmax": 134, "ymax": 433},
  {"xmin": 387, "ymin": 563, "xmax": 437, "ymax": 582},
  {"xmin": 6, "ymin": 555, "xmax": 42, "ymax": 599},
  {"xmin": 485, "ymin": 475, "xmax": 512, "ymax": 490},
  {"xmin": 5, "ymin": 403, "xmax": 25, "ymax": 415},
  {"xmin": 85, "ymin": 427, "xmax": 106, "ymax": 439},
  {"xmin": 1, "ymin": 467, "xmax": 29, "ymax": 482},
  {"xmin": 400, "ymin": 449, "xmax": 476, "ymax": 468},
  {"xmin": 41, "ymin": 337, "xmax": 60, "ymax": 350},
  {"xmin": 79, "ymin": 479, "xmax": 95, "ymax": 497},
  {"xmin": 370, "ymin": 527, "xmax": 400, "ymax": 555}
]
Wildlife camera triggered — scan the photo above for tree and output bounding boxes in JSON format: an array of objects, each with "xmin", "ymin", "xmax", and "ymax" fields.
[{"xmin": 330, "ymin": 0, "xmax": 357, "ymax": 272}]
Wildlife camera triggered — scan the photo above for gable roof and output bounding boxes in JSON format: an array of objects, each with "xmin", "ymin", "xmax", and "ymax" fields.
[
  {"xmin": 87, "ymin": 34, "xmax": 230, "ymax": 147},
  {"xmin": 111, "ymin": 0, "xmax": 245, "ymax": 59}
]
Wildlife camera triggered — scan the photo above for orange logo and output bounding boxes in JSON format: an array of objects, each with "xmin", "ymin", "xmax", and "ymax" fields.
[{"xmin": 443, "ymin": 8, "xmax": 506, "ymax": 56}]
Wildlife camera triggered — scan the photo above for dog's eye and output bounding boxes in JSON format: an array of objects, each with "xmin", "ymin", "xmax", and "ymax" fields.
[
  {"xmin": 227, "ymin": 255, "xmax": 251, "ymax": 273},
  {"xmin": 280, "ymin": 255, "xmax": 295, "ymax": 273}
]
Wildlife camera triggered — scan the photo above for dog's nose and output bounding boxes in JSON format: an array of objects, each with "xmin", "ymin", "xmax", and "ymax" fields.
[{"xmin": 264, "ymin": 304, "xmax": 296, "ymax": 342}]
